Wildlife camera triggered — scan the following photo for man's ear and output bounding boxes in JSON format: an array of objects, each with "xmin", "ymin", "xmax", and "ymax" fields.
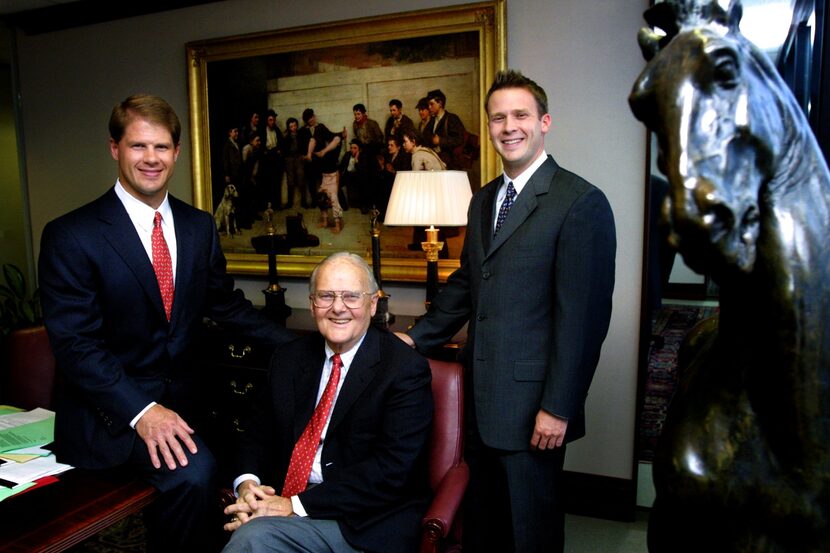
[
  {"xmin": 109, "ymin": 138, "xmax": 119, "ymax": 160},
  {"xmin": 540, "ymin": 113, "xmax": 552, "ymax": 134}
]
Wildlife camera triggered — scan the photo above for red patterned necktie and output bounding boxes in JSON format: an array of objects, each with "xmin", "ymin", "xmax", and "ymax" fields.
[
  {"xmin": 152, "ymin": 211, "xmax": 174, "ymax": 321},
  {"xmin": 282, "ymin": 353, "xmax": 343, "ymax": 497}
]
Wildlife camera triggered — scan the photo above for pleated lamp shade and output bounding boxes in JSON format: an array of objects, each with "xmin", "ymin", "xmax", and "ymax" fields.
[{"xmin": 383, "ymin": 170, "xmax": 473, "ymax": 227}]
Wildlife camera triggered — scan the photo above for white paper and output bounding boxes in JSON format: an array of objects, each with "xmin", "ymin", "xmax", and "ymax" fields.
[
  {"xmin": 0, "ymin": 454, "xmax": 72, "ymax": 485},
  {"xmin": 0, "ymin": 408, "xmax": 54, "ymax": 430}
]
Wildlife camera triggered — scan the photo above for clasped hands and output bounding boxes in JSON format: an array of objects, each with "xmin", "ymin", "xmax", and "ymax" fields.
[{"xmin": 223, "ymin": 480, "xmax": 294, "ymax": 532}]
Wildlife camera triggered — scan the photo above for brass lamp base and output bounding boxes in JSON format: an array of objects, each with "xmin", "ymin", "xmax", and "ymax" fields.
[{"xmin": 421, "ymin": 226, "xmax": 444, "ymax": 310}]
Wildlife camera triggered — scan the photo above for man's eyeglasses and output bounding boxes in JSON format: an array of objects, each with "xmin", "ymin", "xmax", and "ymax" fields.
[{"xmin": 310, "ymin": 290, "xmax": 373, "ymax": 309}]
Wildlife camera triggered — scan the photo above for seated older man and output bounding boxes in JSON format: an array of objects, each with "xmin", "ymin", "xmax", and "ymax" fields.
[{"xmin": 222, "ymin": 252, "xmax": 434, "ymax": 553}]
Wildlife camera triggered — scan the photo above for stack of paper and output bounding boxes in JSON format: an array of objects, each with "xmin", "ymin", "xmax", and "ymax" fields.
[{"xmin": 0, "ymin": 406, "xmax": 73, "ymax": 502}]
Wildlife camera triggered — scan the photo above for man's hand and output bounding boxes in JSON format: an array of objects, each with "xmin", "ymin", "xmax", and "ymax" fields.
[
  {"xmin": 134, "ymin": 404, "xmax": 197, "ymax": 470},
  {"xmin": 530, "ymin": 409, "xmax": 568, "ymax": 450},
  {"xmin": 223, "ymin": 481, "xmax": 292, "ymax": 532},
  {"xmin": 394, "ymin": 332, "xmax": 415, "ymax": 348}
]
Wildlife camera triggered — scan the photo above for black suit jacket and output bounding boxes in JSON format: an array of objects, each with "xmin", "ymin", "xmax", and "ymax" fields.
[
  {"xmin": 409, "ymin": 156, "xmax": 616, "ymax": 450},
  {"xmin": 39, "ymin": 187, "xmax": 295, "ymax": 468},
  {"xmin": 236, "ymin": 327, "xmax": 433, "ymax": 553},
  {"xmin": 384, "ymin": 114, "xmax": 415, "ymax": 139},
  {"xmin": 423, "ymin": 110, "xmax": 465, "ymax": 168}
]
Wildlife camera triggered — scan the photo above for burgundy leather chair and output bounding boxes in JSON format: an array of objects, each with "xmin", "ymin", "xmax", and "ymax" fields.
[
  {"xmin": 421, "ymin": 358, "xmax": 469, "ymax": 553},
  {"xmin": 5, "ymin": 326, "xmax": 56, "ymax": 410}
]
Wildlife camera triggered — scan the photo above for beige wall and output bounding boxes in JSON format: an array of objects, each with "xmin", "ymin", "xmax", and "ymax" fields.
[{"xmin": 13, "ymin": 0, "xmax": 649, "ymax": 480}]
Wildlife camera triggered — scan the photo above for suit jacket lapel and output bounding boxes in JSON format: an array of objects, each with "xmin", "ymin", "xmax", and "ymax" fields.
[
  {"xmin": 480, "ymin": 176, "xmax": 500, "ymax": 254},
  {"xmin": 169, "ymin": 196, "xmax": 196, "ymax": 325},
  {"xmin": 97, "ymin": 188, "xmax": 166, "ymax": 318},
  {"xmin": 292, "ymin": 338, "xmax": 327, "ymax": 439},
  {"xmin": 486, "ymin": 156, "xmax": 558, "ymax": 258},
  {"xmin": 327, "ymin": 328, "xmax": 380, "ymax": 432}
]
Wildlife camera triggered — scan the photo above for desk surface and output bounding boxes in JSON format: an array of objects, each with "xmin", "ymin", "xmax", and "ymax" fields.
[{"xmin": 0, "ymin": 470, "xmax": 156, "ymax": 553}]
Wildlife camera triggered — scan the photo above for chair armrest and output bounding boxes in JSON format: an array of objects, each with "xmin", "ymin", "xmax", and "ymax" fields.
[
  {"xmin": 219, "ymin": 487, "xmax": 236, "ymax": 509},
  {"xmin": 422, "ymin": 462, "xmax": 470, "ymax": 542}
]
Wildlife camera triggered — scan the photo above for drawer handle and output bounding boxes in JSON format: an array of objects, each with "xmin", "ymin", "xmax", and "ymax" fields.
[
  {"xmin": 228, "ymin": 344, "xmax": 252, "ymax": 359},
  {"xmin": 229, "ymin": 380, "xmax": 254, "ymax": 396}
]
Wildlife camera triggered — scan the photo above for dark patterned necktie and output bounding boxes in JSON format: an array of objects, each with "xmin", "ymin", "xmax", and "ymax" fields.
[
  {"xmin": 282, "ymin": 353, "xmax": 343, "ymax": 496},
  {"xmin": 495, "ymin": 181, "xmax": 516, "ymax": 235},
  {"xmin": 151, "ymin": 212, "xmax": 174, "ymax": 320}
]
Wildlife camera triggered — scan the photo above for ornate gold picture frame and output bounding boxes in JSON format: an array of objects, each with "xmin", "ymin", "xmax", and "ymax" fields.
[{"xmin": 186, "ymin": 1, "xmax": 505, "ymax": 281}]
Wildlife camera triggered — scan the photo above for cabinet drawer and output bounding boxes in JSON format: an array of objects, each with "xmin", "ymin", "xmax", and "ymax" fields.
[{"xmin": 198, "ymin": 324, "xmax": 274, "ymax": 369}]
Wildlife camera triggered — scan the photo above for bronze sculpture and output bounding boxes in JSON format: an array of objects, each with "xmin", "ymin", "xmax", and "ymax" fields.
[{"xmin": 629, "ymin": 1, "xmax": 830, "ymax": 551}]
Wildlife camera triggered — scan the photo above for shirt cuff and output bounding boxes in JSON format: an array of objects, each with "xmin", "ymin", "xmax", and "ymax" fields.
[
  {"xmin": 291, "ymin": 495, "xmax": 308, "ymax": 517},
  {"xmin": 129, "ymin": 401, "xmax": 157, "ymax": 429},
  {"xmin": 232, "ymin": 474, "xmax": 261, "ymax": 497}
]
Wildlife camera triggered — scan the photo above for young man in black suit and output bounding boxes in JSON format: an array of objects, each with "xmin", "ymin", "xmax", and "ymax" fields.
[
  {"xmin": 398, "ymin": 70, "xmax": 617, "ymax": 553},
  {"xmin": 423, "ymin": 88, "xmax": 466, "ymax": 169}
]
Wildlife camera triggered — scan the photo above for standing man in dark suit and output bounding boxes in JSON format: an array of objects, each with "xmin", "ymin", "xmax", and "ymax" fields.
[
  {"xmin": 261, "ymin": 109, "xmax": 285, "ymax": 210},
  {"xmin": 223, "ymin": 252, "xmax": 433, "ymax": 553},
  {"xmin": 39, "ymin": 94, "xmax": 296, "ymax": 553},
  {"xmin": 423, "ymin": 88, "xmax": 466, "ymax": 170},
  {"xmin": 221, "ymin": 125, "xmax": 242, "ymax": 191},
  {"xmin": 397, "ymin": 70, "xmax": 616, "ymax": 553}
]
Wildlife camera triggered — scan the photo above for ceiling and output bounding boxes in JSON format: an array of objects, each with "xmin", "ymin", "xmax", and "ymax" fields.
[
  {"xmin": 0, "ymin": 0, "xmax": 223, "ymax": 34},
  {"xmin": 0, "ymin": 0, "xmax": 83, "ymax": 15},
  {"xmin": 0, "ymin": 0, "xmax": 800, "ymax": 44}
]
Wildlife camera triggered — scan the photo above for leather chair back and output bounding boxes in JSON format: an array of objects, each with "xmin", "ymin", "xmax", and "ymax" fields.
[
  {"xmin": 422, "ymin": 358, "xmax": 468, "ymax": 552},
  {"xmin": 427, "ymin": 358, "xmax": 465, "ymax": 489}
]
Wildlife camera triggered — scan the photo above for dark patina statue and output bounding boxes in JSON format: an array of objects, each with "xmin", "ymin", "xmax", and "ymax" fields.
[{"xmin": 629, "ymin": 1, "xmax": 830, "ymax": 551}]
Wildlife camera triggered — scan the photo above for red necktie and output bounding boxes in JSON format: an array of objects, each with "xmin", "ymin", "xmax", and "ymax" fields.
[
  {"xmin": 152, "ymin": 211, "xmax": 174, "ymax": 321},
  {"xmin": 282, "ymin": 353, "xmax": 342, "ymax": 497}
]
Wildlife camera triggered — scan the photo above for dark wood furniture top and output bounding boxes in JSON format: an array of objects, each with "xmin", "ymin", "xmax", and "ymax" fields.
[{"xmin": 0, "ymin": 469, "xmax": 156, "ymax": 553}]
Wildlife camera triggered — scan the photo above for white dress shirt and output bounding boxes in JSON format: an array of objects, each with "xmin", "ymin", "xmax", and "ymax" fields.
[{"xmin": 114, "ymin": 180, "xmax": 177, "ymax": 428}]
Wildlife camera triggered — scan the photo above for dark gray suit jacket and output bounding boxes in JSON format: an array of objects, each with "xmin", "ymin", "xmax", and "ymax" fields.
[{"xmin": 408, "ymin": 155, "xmax": 616, "ymax": 450}]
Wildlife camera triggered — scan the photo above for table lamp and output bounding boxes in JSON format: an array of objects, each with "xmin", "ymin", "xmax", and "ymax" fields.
[{"xmin": 383, "ymin": 170, "xmax": 472, "ymax": 311}]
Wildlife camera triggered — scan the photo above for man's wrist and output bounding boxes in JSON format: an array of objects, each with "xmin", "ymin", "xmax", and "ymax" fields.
[
  {"xmin": 233, "ymin": 475, "xmax": 261, "ymax": 497},
  {"xmin": 130, "ymin": 401, "xmax": 157, "ymax": 429}
]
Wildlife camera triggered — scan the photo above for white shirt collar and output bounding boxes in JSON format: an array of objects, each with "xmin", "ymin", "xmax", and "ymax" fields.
[
  {"xmin": 114, "ymin": 179, "xmax": 172, "ymax": 230},
  {"xmin": 499, "ymin": 150, "xmax": 548, "ymax": 200},
  {"xmin": 324, "ymin": 332, "xmax": 368, "ymax": 369}
]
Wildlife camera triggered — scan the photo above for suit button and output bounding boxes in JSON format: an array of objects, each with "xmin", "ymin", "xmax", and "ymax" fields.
[
  {"xmin": 482, "ymin": 271, "xmax": 491, "ymax": 279},
  {"xmin": 476, "ymin": 314, "xmax": 486, "ymax": 321}
]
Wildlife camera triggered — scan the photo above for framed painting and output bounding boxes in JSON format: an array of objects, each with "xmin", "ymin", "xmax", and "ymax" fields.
[{"xmin": 186, "ymin": 1, "xmax": 505, "ymax": 281}]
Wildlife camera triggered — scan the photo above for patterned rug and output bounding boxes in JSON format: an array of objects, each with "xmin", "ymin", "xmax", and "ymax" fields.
[
  {"xmin": 639, "ymin": 303, "xmax": 719, "ymax": 462},
  {"xmin": 66, "ymin": 514, "xmax": 146, "ymax": 553}
]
